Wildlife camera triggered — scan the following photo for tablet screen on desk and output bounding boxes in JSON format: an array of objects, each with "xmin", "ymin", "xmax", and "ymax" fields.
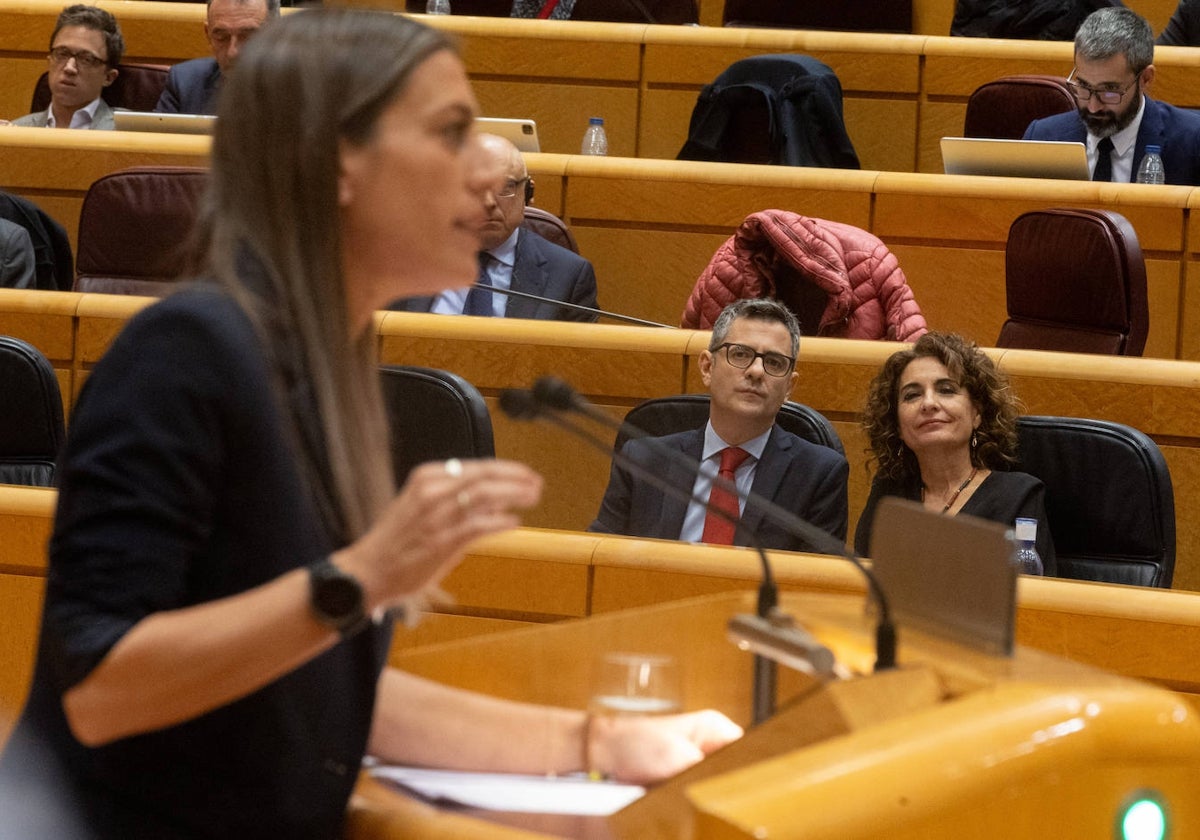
[{"xmin": 112, "ymin": 111, "xmax": 217, "ymax": 135}]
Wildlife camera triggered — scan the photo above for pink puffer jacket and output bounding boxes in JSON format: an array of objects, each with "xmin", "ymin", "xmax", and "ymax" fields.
[{"xmin": 681, "ymin": 210, "xmax": 928, "ymax": 341}]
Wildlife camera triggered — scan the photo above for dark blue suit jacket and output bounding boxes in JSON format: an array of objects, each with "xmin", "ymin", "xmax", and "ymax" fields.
[
  {"xmin": 589, "ymin": 425, "xmax": 849, "ymax": 552},
  {"xmin": 1023, "ymin": 96, "xmax": 1200, "ymax": 185},
  {"xmin": 154, "ymin": 58, "xmax": 222, "ymax": 116},
  {"xmin": 392, "ymin": 228, "xmax": 598, "ymax": 321}
]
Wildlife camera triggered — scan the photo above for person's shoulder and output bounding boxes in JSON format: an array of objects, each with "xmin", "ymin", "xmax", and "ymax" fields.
[
  {"xmin": 985, "ymin": 469, "xmax": 1043, "ymax": 493},
  {"xmin": 1152, "ymin": 97, "xmax": 1200, "ymax": 128},
  {"xmin": 119, "ymin": 285, "xmax": 252, "ymax": 353},
  {"xmin": 770, "ymin": 425, "xmax": 846, "ymax": 466},
  {"xmin": 621, "ymin": 427, "xmax": 700, "ymax": 459},
  {"xmin": 11, "ymin": 112, "xmax": 43, "ymax": 127},
  {"xmin": 519, "ymin": 227, "xmax": 591, "ymax": 266},
  {"xmin": 169, "ymin": 57, "xmax": 219, "ymax": 79}
]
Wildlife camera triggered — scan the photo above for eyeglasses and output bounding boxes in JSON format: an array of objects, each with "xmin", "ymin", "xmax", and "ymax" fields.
[
  {"xmin": 494, "ymin": 177, "xmax": 530, "ymax": 199},
  {"xmin": 48, "ymin": 46, "xmax": 107, "ymax": 70},
  {"xmin": 1066, "ymin": 70, "xmax": 1139, "ymax": 106},
  {"xmin": 712, "ymin": 342, "xmax": 795, "ymax": 377}
]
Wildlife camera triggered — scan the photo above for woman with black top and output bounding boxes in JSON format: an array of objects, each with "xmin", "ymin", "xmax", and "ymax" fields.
[
  {"xmin": 855, "ymin": 332, "xmax": 1056, "ymax": 575},
  {"xmin": 0, "ymin": 10, "xmax": 740, "ymax": 838}
]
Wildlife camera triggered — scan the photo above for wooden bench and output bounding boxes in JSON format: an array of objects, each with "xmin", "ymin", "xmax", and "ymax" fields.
[{"xmin": 2, "ymin": 0, "xmax": 1196, "ymax": 172}]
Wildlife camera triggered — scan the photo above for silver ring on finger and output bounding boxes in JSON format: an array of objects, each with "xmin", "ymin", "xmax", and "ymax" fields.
[{"xmin": 444, "ymin": 458, "xmax": 464, "ymax": 477}]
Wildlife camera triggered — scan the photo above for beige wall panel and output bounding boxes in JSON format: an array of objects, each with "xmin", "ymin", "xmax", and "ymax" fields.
[
  {"xmin": 0, "ymin": 290, "xmax": 76, "ymax": 362},
  {"xmin": 471, "ymin": 81, "xmax": 639, "ymax": 157},
  {"xmin": 565, "ymin": 168, "xmax": 876, "ymax": 229},
  {"xmin": 0, "ymin": 575, "xmax": 43, "ymax": 746},
  {"xmin": 440, "ymin": 552, "xmax": 591, "ymax": 618},
  {"xmin": 639, "ymin": 89, "xmax": 700, "ymax": 161},
  {"xmin": 922, "ymin": 50, "xmax": 1073, "ymax": 100},
  {"xmin": 918, "ymin": 101, "xmax": 969, "ymax": 174},
  {"xmin": 387, "ymin": 614, "xmax": 533, "ymax": 662},
  {"xmin": 1146, "ymin": 258, "xmax": 1182, "ymax": 360},
  {"xmin": 1163, "ymin": 446, "xmax": 1200, "ymax": 592},
  {"xmin": 845, "ymin": 99, "xmax": 918, "ymax": 173},
  {"xmin": 889, "ymin": 244, "xmax": 1006, "ymax": 343},
  {"xmin": 0, "ymin": 58, "xmax": 46, "ymax": 121},
  {"xmin": 572, "ymin": 227, "xmax": 728, "ymax": 325},
  {"xmin": 1182, "ymin": 259, "xmax": 1200, "ymax": 361}
]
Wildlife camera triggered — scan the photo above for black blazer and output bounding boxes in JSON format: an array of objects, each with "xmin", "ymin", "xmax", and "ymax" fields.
[
  {"xmin": 590, "ymin": 425, "xmax": 849, "ymax": 552},
  {"xmin": 391, "ymin": 228, "xmax": 599, "ymax": 322},
  {"xmin": 154, "ymin": 57, "xmax": 222, "ymax": 116}
]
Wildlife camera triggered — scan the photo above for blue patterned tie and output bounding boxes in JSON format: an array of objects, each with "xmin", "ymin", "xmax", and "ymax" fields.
[{"xmin": 463, "ymin": 252, "xmax": 494, "ymax": 317}]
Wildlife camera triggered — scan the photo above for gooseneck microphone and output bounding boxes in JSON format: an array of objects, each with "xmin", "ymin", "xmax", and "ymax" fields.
[
  {"xmin": 502, "ymin": 377, "xmax": 898, "ymax": 680},
  {"xmin": 472, "ymin": 283, "xmax": 675, "ymax": 328}
]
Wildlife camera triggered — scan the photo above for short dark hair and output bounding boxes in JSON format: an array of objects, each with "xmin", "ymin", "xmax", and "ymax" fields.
[
  {"xmin": 708, "ymin": 298, "xmax": 801, "ymax": 358},
  {"xmin": 861, "ymin": 332, "xmax": 1020, "ymax": 482},
  {"xmin": 1075, "ymin": 7, "xmax": 1153, "ymax": 76},
  {"xmin": 51, "ymin": 4, "xmax": 124, "ymax": 67}
]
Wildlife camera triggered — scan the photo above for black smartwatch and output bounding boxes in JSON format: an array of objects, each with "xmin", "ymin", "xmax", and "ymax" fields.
[{"xmin": 307, "ymin": 557, "xmax": 369, "ymax": 639}]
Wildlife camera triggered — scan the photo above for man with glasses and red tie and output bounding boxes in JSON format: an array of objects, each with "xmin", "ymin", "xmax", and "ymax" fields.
[
  {"xmin": 1023, "ymin": 6, "xmax": 1200, "ymax": 184},
  {"xmin": 7, "ymin": 5, "xmax": 123, "ymax": 129},
  {"xmin": 392, "ymin": 133, "xmax": 599, "ymax": 321},
  {"xmin": 590, "ymin": 298, "xmax": 849, "ymax": 551}
]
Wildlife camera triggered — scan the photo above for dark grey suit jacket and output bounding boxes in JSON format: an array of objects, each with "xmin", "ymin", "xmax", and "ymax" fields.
[
  {"xmin": 589, "ymin": 425, "xmax": 849, "ymax": 552},
  {"xmin": 391, "ymin": 228, "xmax": 599, "ymax": 322},
  {"xmin": 1023, "ymin": 96, "xmax": 1200, "ymax": 185},
  {"xmin": 155, "ymin": 58, "xmax": 222, "ymax": 116}
]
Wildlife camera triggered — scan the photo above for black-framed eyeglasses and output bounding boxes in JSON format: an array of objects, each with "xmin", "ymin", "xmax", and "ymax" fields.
[
  {"xmin": 1066, "ymin": 69, "xmax": 1139, "ymax": 106},
  {"xmin": 712, "ymin": 342, "xmax": 795, "ymax": 377},
  {"xmin": 494, "ymin": 177, "xmax": 530, "ymax": 199},
  {"xmin": 48, "ymin": 46, "xmax": 107, "ymax": 70}
]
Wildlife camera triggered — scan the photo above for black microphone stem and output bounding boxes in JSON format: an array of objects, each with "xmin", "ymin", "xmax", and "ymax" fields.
[
  {"xmin": 528, "ymin": 377, "xmax": 898, "ymax": 673},
  {"xmin": 472, "ymin": 283, "xmax": 675, "ymax": 329},
  {"xmin": 514, "ymin": 403, "xmax": 781, "ymax": 722}
]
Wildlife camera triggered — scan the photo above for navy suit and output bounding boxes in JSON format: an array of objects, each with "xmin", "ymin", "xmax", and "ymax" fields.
[
  {"xmin": 154, "ymin": 58, "xmax": 222, "ymax": 116},
  {"xmin": 393, "ymin": 228, "xmax": 599, "ymax": 322},
  {"xmin": 1023, "ymin": 96, "xmax": 1200, "ymax": 185},
  {"xmin": 589, "ymin": 425, "xmax": 849, "ymax": 552}
]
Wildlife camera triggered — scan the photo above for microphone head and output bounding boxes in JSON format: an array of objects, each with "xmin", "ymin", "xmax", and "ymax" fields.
[
  {"xmin": 531, "ymin": 376, "xmax": 579, "ymax": 412},
  {"xmin": 498, "ymin": 389, "xmax": 541, "ymax": 420}
]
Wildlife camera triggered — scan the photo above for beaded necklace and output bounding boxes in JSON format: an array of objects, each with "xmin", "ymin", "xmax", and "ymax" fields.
[{"xmin": 923, "ymin": 467, "xmax": 978, "ymax": 514}]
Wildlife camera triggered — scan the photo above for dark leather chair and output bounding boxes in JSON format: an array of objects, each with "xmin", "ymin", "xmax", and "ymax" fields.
[
  {"xmin": 0, "ymin": 336, "xmax": 65, "ymax": 487},
  {"xmin": 30, "ymin": 63, "xmax": 170, "ymax": 114},
  {"xmin": 678, "ymin": 55, "xmax": 860, "ymax": 169},
  {"xmin": 379, "ymin": 365, "xmax": 496, "ymax": 485},
  {"xmin": 0, "ymin": 191, "xmax": 73, "ymax": 291},
  {"xmin": 75, "ymin": 166, "xmax": 208, "ymax": 295},
  {"xmin": 404, "ymin": 0, "xmax": 510, "ymax": 14},
  {"xmin": 1015, "ymin": 415, "xmax": 1175, "ymax": 588},
  {"xmin": 963, "ymin": 75, "xmax": 1077, "ymax": 140},
  {"xmin": 723, "ymin": 0, "xmax": 910, "ymax": 32},
  {"xmin": 997, "ymin": 208, "xmax": 1148, "ymax": 355},
  {"xmin": 568, "ymin": 0, "xmax": 697, "ymax": 24},
  {"xmin": 614, "ymin": 394, "xmax": 843, "ymax": 456},
  {"xmin": 521, "ymin": 206, "xmax": 579, "ymax": 254}
]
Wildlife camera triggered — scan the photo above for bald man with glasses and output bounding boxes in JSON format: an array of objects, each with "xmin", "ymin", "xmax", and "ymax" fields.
[
  {"xmin": 590, "ymin": 298, "xmax": 849, "ymax": 552},
  {"xmin": 1023, "ymin": 7, "xmax": 1200, "ymax": 185},
  {"xmin": 392, "ymin": 133, "xmax": 599, "ymax": 321}
]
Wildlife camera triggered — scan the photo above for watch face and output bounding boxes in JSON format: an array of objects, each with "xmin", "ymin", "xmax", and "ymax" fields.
[{"xmin": 316, "ymin": 575, "xmax": 362, "ymax": 618}]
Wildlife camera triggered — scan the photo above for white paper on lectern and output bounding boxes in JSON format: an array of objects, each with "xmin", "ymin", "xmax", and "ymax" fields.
[{"xmin": 369, "ymin": 765, "xmax": 645, "ymax": 815}]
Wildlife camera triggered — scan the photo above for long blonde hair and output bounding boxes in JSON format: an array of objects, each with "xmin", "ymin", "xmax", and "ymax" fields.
[{"xmin": 197, "ymin": 10, "xmax": 453, "ymax": 540}]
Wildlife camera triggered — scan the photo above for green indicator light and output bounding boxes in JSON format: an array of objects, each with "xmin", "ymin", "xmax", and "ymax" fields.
[{"xmin": 1121, "ymin": 798, "xmax": 1166, "ymax": 840}]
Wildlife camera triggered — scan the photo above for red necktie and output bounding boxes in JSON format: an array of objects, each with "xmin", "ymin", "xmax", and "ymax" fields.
[
  {"xmin": 701, "ymin": 447, "xmax": 750, "ymax": 545},
  {"xmin": 536, "ymin": 0, "xmax": 561, "ymax": 17}
]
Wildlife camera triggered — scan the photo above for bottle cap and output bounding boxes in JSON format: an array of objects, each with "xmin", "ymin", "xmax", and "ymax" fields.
[
  {"xmin": 1014, "ymin": 517, "xmax": 1037, "ymax": 541},
  {"xmin": 1146, "ymin": 145, "xmax": 1162, "ymax": 154},
  {"xmin": 589, "ymin": 117, "xmax": 604, "ymax": 125}
]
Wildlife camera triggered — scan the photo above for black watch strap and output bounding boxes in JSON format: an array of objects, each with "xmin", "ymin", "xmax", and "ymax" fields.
[{"xmin": 307, "ymin": 557, "xmax": 370, "ymax": 639}]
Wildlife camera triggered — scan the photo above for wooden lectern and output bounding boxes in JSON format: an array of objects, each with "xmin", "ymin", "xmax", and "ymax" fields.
[{"xmin": 348, "ymin": 590, "xmax": 1200, "ymax": 839}]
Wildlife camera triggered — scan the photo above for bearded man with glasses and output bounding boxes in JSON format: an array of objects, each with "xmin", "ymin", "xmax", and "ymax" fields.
[
  {"xmin": 1023, "ymin": 6, "xmax": 1200, "ymax": 184},
  {"xmin": 8, "ymin": 5, "xmax": 123, "ymax": 129},
  {"xmin": 590, "ymin": 298, "xmax": 849, "ymax": 551}
]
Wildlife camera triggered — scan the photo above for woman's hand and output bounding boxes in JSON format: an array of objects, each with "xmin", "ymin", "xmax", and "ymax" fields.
[
  {"xmin": 590, "ymin": 709, "xmax": 745, "ymax": 785},
  {"xmin": 334, "ymin": 458, "xmax": 542, "ymax": 611}
]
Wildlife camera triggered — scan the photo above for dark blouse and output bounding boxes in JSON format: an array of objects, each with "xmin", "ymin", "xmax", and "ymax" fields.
[
  {"xmin": 0, "ymin": 286, "xmax": 391, "ymax": 839},
  {"xmin": 855, "ymin": 470, "xmax": 1057, "ymax": 576}
]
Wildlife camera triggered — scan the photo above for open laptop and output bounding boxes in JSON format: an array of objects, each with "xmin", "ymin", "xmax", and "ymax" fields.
[
  {"xmin": 113, "ymin": 111, "xmax": 217, "ymax": 135},
  {"xmin": 941, "ymin": 136, "xmax": 1090, "ymax": 181},
  {"xmin": 476, "ymin": 117, "xmax": 540, "ymax": 153}
]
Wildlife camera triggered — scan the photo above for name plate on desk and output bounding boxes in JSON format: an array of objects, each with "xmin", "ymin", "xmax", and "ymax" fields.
[{"xmin": 868, "ymin": 497, "xmax": 1017, "ymax": 656}]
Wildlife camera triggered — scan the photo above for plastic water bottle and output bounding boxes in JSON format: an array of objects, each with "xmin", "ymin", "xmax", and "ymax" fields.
[
  {"xmin": 1136, "ymin": 145, "xmax": 1165, "ymax": 185},
  {"xmin": 1012, "ymin": 518, "xmax": 1044, "ymax": 576},
  {"xmin": 425, "ymin": 0, "xmax": 451, "ymax": 14},
  {"xmin": 581, "ymin": 117, "xmax": 608, "ymax": 156}
]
